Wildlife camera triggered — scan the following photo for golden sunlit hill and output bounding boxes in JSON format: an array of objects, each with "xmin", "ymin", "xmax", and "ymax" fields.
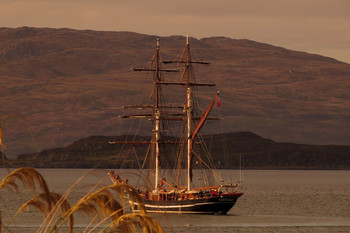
[{"xmin": 1, "ymin": 27, "xmax": 350, "ymax": 160}]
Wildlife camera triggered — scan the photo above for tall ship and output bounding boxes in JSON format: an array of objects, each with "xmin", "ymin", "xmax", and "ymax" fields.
[{"xmin": 108, "ymin": 36, "xmax": 243, "ymax": 214}]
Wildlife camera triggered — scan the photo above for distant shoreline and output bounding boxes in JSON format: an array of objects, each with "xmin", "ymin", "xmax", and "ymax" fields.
[{"xmin": 3, "ymin": 132, "xmax": 349, "ymax": 170}]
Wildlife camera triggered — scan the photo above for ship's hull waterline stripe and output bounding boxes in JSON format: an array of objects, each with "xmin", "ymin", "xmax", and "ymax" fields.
[
  {"xmin": 134, "ymin": 201, "xmax": 232, "ymax": 209},
  {"xmin": 134, "ymin": 210, "xmax": 217, "ymax": 214}
]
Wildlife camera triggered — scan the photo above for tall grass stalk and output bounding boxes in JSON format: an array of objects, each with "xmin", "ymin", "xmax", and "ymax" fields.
[
  {"xmin": 0, "ymin": 167, "xmax": 52, "ymax": 209},
  {"xmin": 47, "ymin": 183, "xmax": 143, "ymax": 233},
  {"xmin": 1, "ymin": 168, "xmax": 164, "ymax": 233},
  {"xmin": 37, "ymin": 170, "xmax": 95, "ymax": 233}
]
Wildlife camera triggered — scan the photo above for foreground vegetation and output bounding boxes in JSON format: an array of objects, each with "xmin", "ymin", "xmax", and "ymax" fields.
[{"xmin": 0, "ymin": 167, "xmax": 164, "ymax": 232}]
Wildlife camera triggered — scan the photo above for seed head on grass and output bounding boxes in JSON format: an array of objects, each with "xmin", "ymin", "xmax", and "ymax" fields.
[
  {"xmin": 102, "ymin": 213, "xmax": 165, "ymax": 233},
  {"xmin": 0, "ymin": 167, "xmax": 52, "ymax": 210},
  {"xmin": 48, "ymin": 183, "xmax": 150, "ymax": 233},
  {"xmin": 0, "ymin": 168, "xmax": 164, "ymax": 233},
  {"xmin": 8, "ymin": 192, "xmax": 73, "ymax": 233}
]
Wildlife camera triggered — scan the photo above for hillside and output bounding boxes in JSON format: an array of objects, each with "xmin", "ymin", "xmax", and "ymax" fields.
[
  {"xmin": 12, "ymin": 132, "xmax": 350, "ymax": 169},
  {"xmin": 1, "ymin": 27, "xmax": 350, "ymax": 158}
]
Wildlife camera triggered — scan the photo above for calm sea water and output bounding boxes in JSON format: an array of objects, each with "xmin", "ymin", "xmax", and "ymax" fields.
[{"xmin": 1, "ymin": 169, "xmax": 349, "ymax": 232}]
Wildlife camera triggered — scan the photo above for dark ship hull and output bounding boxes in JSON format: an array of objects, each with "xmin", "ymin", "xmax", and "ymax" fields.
[{"xmin": 135, "ymin": 192, "xmax": 243, "ymax": 214}]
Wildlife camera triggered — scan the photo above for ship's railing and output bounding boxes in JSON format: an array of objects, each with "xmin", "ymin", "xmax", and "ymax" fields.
[{"xmin": 144, "ymin": 184, "xmax": 241, "ymax": 201}]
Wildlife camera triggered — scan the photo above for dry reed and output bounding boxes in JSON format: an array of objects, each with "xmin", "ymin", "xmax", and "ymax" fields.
[
  {"xmin": 47, "ymin": 183, "xmax": 147, "ymax": 232},
  {"xmin": 103, "ymin": 213, "xmax": 165, "ymax": 233},
  {"xmin": 0, "ymin": 167, "xmax": 52, "ymax": 210},
  {"xmin": 0, "ymin": 168, "xmax": 163, "ymax": 233},
  {"xmin": 8, "ymin": 192, "xmax": 73, "ymax": 233}
]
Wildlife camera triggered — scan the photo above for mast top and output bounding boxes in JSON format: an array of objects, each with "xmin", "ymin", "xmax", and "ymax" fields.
[
  {"xmin": 157, "ymin": 38, "xmax": 160, "ymax": 48},
  {"xmin": 186, "ymin": 33, "xmax": 189, "ymax": 45}
]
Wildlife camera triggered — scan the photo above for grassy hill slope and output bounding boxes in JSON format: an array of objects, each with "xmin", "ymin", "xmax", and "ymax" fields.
[{"xmin": 1, "ymin": 27, "xmax": 350, "ymax": 158}]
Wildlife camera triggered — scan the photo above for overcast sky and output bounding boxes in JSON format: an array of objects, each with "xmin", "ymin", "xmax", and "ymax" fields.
[{"xmin": 1, "ymin": 0, "xmax": 350, "ymax": 63}]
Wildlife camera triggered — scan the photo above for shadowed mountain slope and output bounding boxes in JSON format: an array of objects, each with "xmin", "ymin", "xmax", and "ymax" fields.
[
  {"xmin": 13, "ymin": 132, "xmax": 350, "ymax": 169},
  {"xmin": 1, "ymin": 27, "xmax": 350, "ymax": 158}
]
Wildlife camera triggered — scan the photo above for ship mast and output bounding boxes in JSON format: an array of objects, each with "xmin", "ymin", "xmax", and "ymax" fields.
[
  {"xmin": 185, "ymin": 36, "xmax": 192, "ymax": 191},
  {"xmin": 154, "ymin": 38, "xmax": 161, "ymax": 190},
  {"xmin": 109, "ymin": 39, "xmax": 179, "ymax": 190},
  {"xmin": 162, "ymin": 35, "xmax": 215, "ymax": 192},
  {"xmin": 110, "ymin": 37, "xmax": 217, "ymax": 192}
]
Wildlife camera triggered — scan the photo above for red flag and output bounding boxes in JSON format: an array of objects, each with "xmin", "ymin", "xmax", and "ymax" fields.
[{"xmin": 217, "ymin": 97, "xmax": 221, "ymax": 108}]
